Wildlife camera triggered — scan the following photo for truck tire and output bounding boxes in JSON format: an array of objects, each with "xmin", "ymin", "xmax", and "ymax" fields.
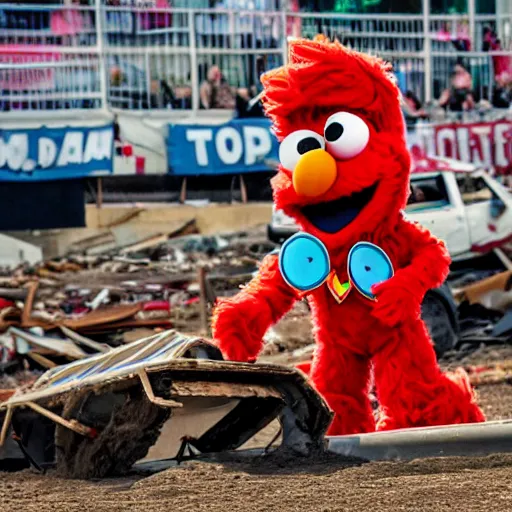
[{"xmin": 421, "ymin": 293, "xmax": 457, "ymax": 358}]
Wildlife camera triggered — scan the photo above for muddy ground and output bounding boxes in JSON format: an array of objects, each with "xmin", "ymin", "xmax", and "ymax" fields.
[{"xmin": 1, "ymin": 383, "xmax": 512, "ymax": 512}]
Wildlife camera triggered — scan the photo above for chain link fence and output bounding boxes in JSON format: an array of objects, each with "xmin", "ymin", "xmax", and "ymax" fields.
[{"xmin": 0, "ymin": 2, "xmax": 510, "ymax": 113}]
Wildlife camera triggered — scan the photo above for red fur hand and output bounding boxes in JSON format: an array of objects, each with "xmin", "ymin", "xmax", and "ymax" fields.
[
  {"xmin": 211, "ymin": 254, "xmax": 297, "ymax": 363},
  {"xmin": 371, "ymin": 278, "xmax": 422, "ymax": 327},
  {"xmin": 212, "ymin": 300, "xmax": 260, "ymax": 362}
]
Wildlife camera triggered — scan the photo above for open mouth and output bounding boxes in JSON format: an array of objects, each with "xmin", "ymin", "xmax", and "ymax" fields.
[{"xmin": 300, "ymin": 183, "xmax": 378, "ymax": 234}]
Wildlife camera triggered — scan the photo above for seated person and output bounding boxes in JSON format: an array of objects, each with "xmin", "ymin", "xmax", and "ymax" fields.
[
  {"xmin": 199, "ymin": 66, "xmax": 237, "ymax": 109},
  {"xmin": 438, "ymin": 62, "xmax": 475, "ymax": 112},
  {"xmin": 402, "ymin": 90, "xmax": 428, "ymax": 122}
]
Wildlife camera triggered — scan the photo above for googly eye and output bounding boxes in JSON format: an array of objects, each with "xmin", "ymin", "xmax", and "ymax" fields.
[
  {"xmin": 324, "ymin": 112, "xmax": 370, "ymax": 160},
  {"xmin": 279, "ymin": 130, "xmax": 325, "ymax": 171}
]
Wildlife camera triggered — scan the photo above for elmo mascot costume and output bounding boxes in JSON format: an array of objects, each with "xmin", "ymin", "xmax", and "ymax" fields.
[{"xmin": 212, "ymin": 37, "xmax": 485, "ymax": 435}]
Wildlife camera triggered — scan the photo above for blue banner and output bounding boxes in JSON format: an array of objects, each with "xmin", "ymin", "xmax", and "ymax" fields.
[
  {"xmin": 167, "ymin": 118, "xmax": 279, "ymax": 176},
  {"xmin": 0, "ymin": 124, "xmax": 114, "ymax": 181}
]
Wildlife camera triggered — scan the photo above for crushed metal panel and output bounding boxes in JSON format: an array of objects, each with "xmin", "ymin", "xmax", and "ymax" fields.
[
  {"xmin": 1, "ymin": 330, "xmax": 331, "ymax": 479},
  {"xmin": 62, "ymin": 303, "xmax": 142, "ymax": 330},
  {"xmin": 150, "ymin": 360, "xmax": 332, "ymax": 455},
  {"xmin": 2, "ymin": 331, "xmax": 217, "ymax": 406}
]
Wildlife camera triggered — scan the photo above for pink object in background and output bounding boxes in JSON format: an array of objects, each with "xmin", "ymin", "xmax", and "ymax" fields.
[
  {"xmin": 138, "ymin": 0, "xmax": 172, "ymax": 30},
  {"xmin": 286, "ymin": 0, "xmax": 301, "ymax": 38},
  {"xmin": 0, "ymin": 45, "xmax": 60, "ymax": 91},
  {"xmin": 436, "ymin": 28, "xmax": 451, "ymax": 42},
  {"xmin": 50, "ymin": 9, "xmax": 85, "ymax": 36},
  {"xmin": 135, "ymin": 156, "xmax": 146, "ymax": 175},
  {"xmin": 143, "ymin": 301, "xmax": 171, "ymax": 312}
]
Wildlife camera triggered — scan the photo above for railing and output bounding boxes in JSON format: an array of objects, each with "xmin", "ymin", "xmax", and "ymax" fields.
[{"xmin": 0, "ymin": 2, "xmax": 510, "ymax": 114}]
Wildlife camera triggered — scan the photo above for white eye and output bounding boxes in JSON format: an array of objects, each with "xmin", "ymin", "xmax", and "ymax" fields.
[
  {"xmin": 279, "ymin": 130, "xmax": 325, "ymax": 171},
  {"xmin": 324, "ymin": 112, "xmax": 369, "ymax": 160}
]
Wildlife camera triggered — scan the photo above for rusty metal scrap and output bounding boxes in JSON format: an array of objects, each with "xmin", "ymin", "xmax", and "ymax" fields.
[{"xmin": 169, "ymin": 380, "xmax": 281, "ymax": 399}]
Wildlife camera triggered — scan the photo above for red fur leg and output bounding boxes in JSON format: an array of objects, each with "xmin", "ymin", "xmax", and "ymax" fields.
[
  {"xmin": 373, "ymin": 320, "xmax": 485, "ymax": 430},
  {"xmin": 311, "ymin": 343, "xmax": 375, "ymax": 435}
]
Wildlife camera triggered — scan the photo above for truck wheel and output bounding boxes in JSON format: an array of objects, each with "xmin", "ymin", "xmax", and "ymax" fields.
[{"xmin": 421, "ymin": 293, "xmax": 457, "ymax": 358}]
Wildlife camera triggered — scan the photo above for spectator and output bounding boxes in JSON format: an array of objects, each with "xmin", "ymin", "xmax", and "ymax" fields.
[
  {"xmin": 481, "ymin": 25, "xmax": 512, "ymax": 87},
  {"xmin": 50, "ymin": 0, "xmax": 91, "ymax": 43},
  {"xmin": 236, "ymin": 85, "xmax": 265, "ymax": 118},
  {"xmin": 286, "ymin": 0, "xmax": 302, "ymax": 39},
  {"xmin": 199, "ymin": 65, "xmax": 236, "ymax": 109},
  {"xmin": 435, "ymin": 19, "xmax": 471, "ymax": 52},
  {"xmin": 438, "ymin": 61, "xmax": 475, "ymax": 112},
  {"xmin": 492, "ymin": 73, "xmax": 511, "ymax": 109},
  {"xmin": 492, "ymin": 39, "xmax": 512, "ymax": 84},
  {"xmin": 138, "ymin": 0, "xmax": 172, "ymax": 31},
  {"xmin": 482, "ymin": 26, "xmax": 497, "ymax": 52},
  {"xmin": 401, "ymin": 90, "xmax": 428, "ymax": 123},
  {"xmin": 452, "ymin": 18, "xmax": 471, "ymax": 51}
]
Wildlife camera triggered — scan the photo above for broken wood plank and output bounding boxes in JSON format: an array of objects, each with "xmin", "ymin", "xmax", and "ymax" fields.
[
  {"xmin": 21, "ymin": 281, "xmax": 39, "ymax": 326},
  {"xmin": 169, "ymin": 380, "xmax": 280, "ymax": 399},
  {"xmin": 9, "ymin": 327, "xmax": 87, "ymax": 360},
  {"xmin": 27, "ymin": 352, "xmax": 59, "ymax": 369},
  {"xmin": 59, "ymin": 326, "xmax": 111, "ymax": 353}
]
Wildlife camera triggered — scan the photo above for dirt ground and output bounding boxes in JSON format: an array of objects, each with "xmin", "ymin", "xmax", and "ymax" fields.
[
  {"xmin": 1, "ymin": 383, "xmax": 512, "ymax": 512},
  {"xmin": 3, "ymin": 295, "xmax": 512, "ymax": 511}
]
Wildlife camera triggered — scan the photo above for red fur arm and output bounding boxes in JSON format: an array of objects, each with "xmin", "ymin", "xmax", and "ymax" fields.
[
  {"xmin": 372, "ymin": 217, "xmax": 450, "ymax": 327},
  {"xmin": 393, "ymin": 216, "xmax": 451, "ymax": 298},
  {"xmin": 211, "ymin": 253, "xmax": 298, "ymax": 362}
]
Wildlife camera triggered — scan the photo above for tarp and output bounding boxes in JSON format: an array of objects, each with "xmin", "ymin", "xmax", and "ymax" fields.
[
  {"xmin": 167, "ymin": 118, "xmax": 279, "ymax": 176},
  {"xmin": 0, "ymin": 124, "xmax": 114, "ymax": 181}
]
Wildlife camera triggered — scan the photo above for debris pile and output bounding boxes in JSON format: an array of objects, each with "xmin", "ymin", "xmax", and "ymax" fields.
[
  {"xmin": 452, "ymin": 270, "xmax": 512, "ymax": 346},
  {"xmin": 0, "ymin": 224, "xmax": 274, "ymax": 389},
  {"xmin": 1, "ymin": 219, "xmax": 512, "ymax": 404}
]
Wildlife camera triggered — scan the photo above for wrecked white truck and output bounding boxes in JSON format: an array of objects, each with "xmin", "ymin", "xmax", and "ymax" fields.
[{"xmin": 267, "ymin": 156, "xmax": 512, "ymax": 356}]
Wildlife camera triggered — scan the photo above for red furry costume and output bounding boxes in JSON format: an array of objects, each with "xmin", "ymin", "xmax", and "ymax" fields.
[{"xmin": 212, "ymin": 37, "xmax": 485, "ymax": 435}]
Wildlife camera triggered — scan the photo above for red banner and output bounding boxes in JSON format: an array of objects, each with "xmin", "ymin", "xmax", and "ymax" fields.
[{"xmin": 408, "ymin": 119, "xmax": 512, "ymax": 176}]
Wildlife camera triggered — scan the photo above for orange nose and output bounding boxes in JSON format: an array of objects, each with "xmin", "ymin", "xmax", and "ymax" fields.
[{"xmin": 293, "ymin": 149, "xmax": 337, "ymax": 197}]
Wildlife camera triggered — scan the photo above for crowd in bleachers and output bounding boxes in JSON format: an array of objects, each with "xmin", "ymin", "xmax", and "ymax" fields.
[{"xmin": 0, "ymin": 0, "xmax": 511, "ymax": 114}]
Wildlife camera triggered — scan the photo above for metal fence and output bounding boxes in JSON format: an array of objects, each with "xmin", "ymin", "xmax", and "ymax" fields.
[{"xmin": 0, "ymin": 2, "xmax": 510, "ymax": 114}]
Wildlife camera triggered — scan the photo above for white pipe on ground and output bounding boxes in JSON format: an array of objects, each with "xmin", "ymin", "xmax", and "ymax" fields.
[{"xmin": 327, "ymin": 420, "xmax": 512, "ymax": 461}]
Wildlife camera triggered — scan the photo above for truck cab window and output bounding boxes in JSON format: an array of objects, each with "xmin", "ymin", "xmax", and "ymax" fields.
[
  {"xmin": 406, "ymin": 175, "xmax": 450, "ymax": 212},
  {"xmin": 457, "ymin": 175, "xmax": 506, "ymax": 219}
]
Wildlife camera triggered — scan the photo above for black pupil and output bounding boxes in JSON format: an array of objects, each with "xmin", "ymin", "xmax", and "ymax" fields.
[
  {"xmin": 297, "ymin": 137, "xmax": 321, "ymax": 155},
  {"xmin": 325, "ymin": 122, "xmax": 344, "ymax": 142}
]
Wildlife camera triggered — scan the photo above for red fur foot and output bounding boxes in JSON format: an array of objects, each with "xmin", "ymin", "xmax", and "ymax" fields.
[{"xmin": 324, "ymin": 392, "xmax": 376, "ymax": 435}]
